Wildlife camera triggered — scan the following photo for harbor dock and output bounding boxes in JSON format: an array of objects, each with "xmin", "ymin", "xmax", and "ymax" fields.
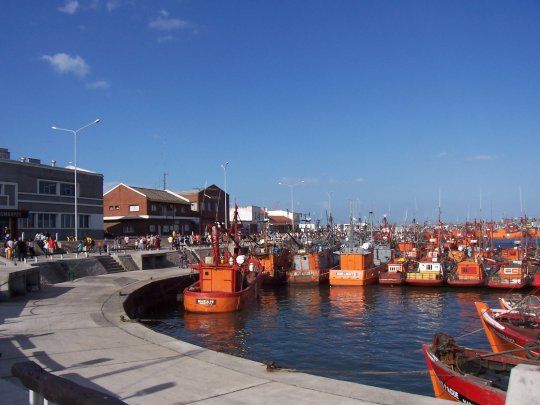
[{"xmin": 0, "ymin": 259, "xmax": 445, "ymax": 404}]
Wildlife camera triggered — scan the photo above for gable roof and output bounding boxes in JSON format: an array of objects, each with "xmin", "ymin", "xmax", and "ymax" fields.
[{"xmin": 131, "ymin": 186, "xmax": 190, "ymax": 204}]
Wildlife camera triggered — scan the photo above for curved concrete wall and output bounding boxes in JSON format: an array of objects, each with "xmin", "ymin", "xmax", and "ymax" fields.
[{"xmin": 123, "ymin": 274, "xmax": 198, "ymax": 319}]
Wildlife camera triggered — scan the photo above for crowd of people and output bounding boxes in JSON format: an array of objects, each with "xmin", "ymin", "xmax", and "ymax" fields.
[{"xmin": 1, "ymin": 224, "xmax": 207, "ymax": 266}]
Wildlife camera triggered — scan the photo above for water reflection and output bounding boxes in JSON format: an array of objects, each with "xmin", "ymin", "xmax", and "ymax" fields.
[{"xmin": 151, "ymin": 286, "xmax": 528, "ymax": 396}]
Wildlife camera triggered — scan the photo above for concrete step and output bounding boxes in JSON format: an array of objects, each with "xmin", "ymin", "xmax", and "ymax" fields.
[{"xmin": 95, "ymin": 256, "xmax": 126, "ymax": 273}]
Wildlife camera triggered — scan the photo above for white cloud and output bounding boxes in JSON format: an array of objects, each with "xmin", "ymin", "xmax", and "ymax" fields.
[
  {"xmin": 106, "ymin": 0, "xmax": 120, "ymax": 11},
  {"xmin": 149, "ymin": 10, "xmax": 190, "ymax": 31},
  {"xmin": 355, "ymin": 177, "xmax": 365, "ymax": 183},
  {"xmin": 468, "ymin": 154, "xmax": 495, "ymax": 161},
  {"xmin": 303, "ymin": 177, "xmax": 319, "ymax": 185},
  {"xmin": 58, "ymin": 0, "xmax": 79, "ymax": 14},
  {"xmin": 86, "ymin": 80, "xmax": 110, "ymax": 89},
  {"xmin": 437, "ymin": 151, "xmax": 448, "ymax": 158},
  {"xmin": 42, "ymin": 53, "xmax": 90, "ymax": 78}
]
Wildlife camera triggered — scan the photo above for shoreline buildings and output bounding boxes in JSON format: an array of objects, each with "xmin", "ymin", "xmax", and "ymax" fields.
[{"xmin": 0, "ymin": 148, "xmax": 103, "ymax": 240}]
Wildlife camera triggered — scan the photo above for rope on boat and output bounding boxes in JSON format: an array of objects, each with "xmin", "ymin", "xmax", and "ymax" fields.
[
  {"xmin": 454, "ymin": 328, "xmax": 484, "ymax": 339},
  {"xmin": 263, "ymin": 361, "xmax": 429, "ymax": 375},
  {"xmin": 474, "ymin": 343, "xmax": 540, "ymax": 360}
]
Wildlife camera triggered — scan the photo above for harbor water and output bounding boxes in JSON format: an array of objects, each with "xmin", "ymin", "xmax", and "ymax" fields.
[{"xmin": 150, "ymin": 284, "xmax": 529, "ymax": 396}]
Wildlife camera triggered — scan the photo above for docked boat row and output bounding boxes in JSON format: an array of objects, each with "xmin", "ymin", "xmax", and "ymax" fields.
[{"xmin": 183, "ymin": 209, "xmax": 540, "ymax": 313}]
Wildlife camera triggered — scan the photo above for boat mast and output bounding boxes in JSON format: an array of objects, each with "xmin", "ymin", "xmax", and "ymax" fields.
[{"xmin": 438, "ymin": 188, "xmax": 442, "ymax": 253}]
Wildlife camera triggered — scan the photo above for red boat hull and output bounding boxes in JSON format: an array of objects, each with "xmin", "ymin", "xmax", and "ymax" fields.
[
  {"xmin": 475, "ymin": 301, "xmax": 540, "ymax": 358},
  {"xmin": 423, "ymin": 345, "xmax": 506, "ymax": 404},
  {"xmin": 287, "ymin": 268, "xmax": 329, "ymax": 284},
  {"xmin": 447, "ymin": 278, "xmax": 485, "ymax": 287},
  {"xmin": 487, "ymin": 280, "xmax": 529, "ymax": 289},
  {"xmin": 184, "ymin": 274, "xmax": 262, "ymax": 313},
  {"xmin": 405, "ymin": 278, "xmax": 445, "ymax": 287},
  {"xmin": 532, "ymin": 273, "xmax": 540, "ymax": 288},
  {"xmin": 378, "ymin": 272, "xmax": 405, "ymax": 285}
]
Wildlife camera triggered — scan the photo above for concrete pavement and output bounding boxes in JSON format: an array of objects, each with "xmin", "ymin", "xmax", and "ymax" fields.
[{"xmin": 0, "ymin": 268, "xmax": 445, "ymax": 404}]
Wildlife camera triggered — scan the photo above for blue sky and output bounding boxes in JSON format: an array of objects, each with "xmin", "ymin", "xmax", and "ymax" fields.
[{"xmin": 1, "ymin": 1, "xmax": 539, "ymax": 223}]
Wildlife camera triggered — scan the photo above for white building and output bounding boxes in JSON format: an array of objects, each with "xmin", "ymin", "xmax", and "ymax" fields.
[{"xmin": 231, "ymin": 205, "xmax": 266, "ymax": 233}]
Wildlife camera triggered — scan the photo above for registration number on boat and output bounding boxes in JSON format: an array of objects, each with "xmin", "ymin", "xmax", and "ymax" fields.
[
  {"xmin": 292, "ymin": 271, "xmax": 314, "ymax": 276},
  {"xmin": 335, "ymin": 271, "xmax": 358, "ymax": 277},
  {"xmin": 196, "ymin": 299, "xmax": 216, "ymax": 306}
]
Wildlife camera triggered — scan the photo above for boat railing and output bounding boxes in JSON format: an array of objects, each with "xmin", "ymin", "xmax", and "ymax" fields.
[
  {"xmin": 489, "ymin": 275, "xmax": 527, "ymax": 284},
  {"xmin": 406, "ymin": 272, "xmax": 444, "ymax": 280},
  {"xmin": 11, "ymin": 361, "xmax": 126, "ymax": 405},
  {"xmin": 447, "ymin": 273, "xmax": 482, "ymax": 281}
]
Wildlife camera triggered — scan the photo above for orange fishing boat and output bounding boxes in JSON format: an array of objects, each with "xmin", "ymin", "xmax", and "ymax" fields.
[
  {"xmin": 329, "ymin": 244, "xmax": 384, "ymax": 286},
  {"xmin": 255, "ymin": 246, "xmax": 292, "ymax": 286},
  {"xmin": 475, "ymin": 301, "xmax": 540, "ymax": 359},
  {"xmin": 487, "ymin": 263, "xmax": 530, "ymax": 289},
  {"xmin": 405, "ymin": 260, "xmax": 446, "ymax": 286},
  {"xmin": 287, "ymin": 247, "xmax": 335, "ymax": 284},
  {"xmin": 379, "ymin": 258, "xmax": 407, "ymax": 285},
  {"xmin": 447, "ymin": 260, "xmax": 486, "ymax": 287},
  {"xmin": 184, "ymin": 211, "xmax": 264, "ymax": 313},
  {"xmin": 423, "ymin": 333, "xmax": 538, "ymax": 404}
]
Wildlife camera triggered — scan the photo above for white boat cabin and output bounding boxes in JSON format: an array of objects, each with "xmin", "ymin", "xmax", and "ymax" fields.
[
  {"xmin": 418, "ymin": 262, "xmax": 442, "ymax": 273},
  {"xmin": 388, "ymin": 263, "xmax": 404, "ymax": 273}
]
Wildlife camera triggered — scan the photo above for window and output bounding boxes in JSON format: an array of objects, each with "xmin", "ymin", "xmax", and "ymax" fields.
[
  {"xmin": 181, "ymin": 206, "xmax": 186, "ymax": 214},
  {"xmin": 109, "ymin": 205, "xmax": 114, "ymax": 211},
  {"xmin": 0, "ymin": 183, "xmax": 17, "ymax": 208},
  {"xmin": 149, "ymin": 224, "xmax": 156, "ymax": 232},
  {"xmin": 60, "ymin": 183, "xmax": 75, "ymax": 196},
  {"xmin": 18, "ymin": 213, "xmax": 35, "ymax": 229},
  {"xmin": 163, "ymin": 225, "xmax": 169, "ymax": 232},
  {"xmin": 115, "ymin": 206, "xmax": 119, "ymax": 210},
  {"xmin": 78, "ymin": 215, "xmax": 89, "ymax": 229},
  {"xmin": 61, "ymin": 214, "xmax": 75, "ymax": 228},
  {"xmin": 123, "ymin": 225, "xmax": 134, "ymax": 234},
  {"xmin": 151, "ymin": 204, "xmax": 157, "ymax": 212},
  {"xmin": 129, "ymin": 205, "xmax": 139, "ymax": 212},
  {"xmin": 37, "ymin": 213, "xmax": 57, "ymax": 229},
  {"xmin": 201, "ymin": 202, "xmax": 206, "ymax": 211},
  {"xmin": 39, "ymin": 181, "xmax": 57, "ymax": 195}
]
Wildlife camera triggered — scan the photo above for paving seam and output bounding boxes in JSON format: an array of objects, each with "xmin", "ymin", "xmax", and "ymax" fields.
[{"xmin": 179, "ymin": 381, "xmax": 273, "ymax": 405}]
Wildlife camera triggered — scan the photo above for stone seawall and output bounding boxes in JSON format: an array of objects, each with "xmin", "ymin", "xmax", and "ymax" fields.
[{"xmin": 123, "ymin": 273, "xmax": 198, "ymax": 319}]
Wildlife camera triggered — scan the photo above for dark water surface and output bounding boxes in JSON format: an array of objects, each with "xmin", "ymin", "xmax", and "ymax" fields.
[{"xmin": 150, "ymin": 285, "xmax": 527, "ymax": 397}]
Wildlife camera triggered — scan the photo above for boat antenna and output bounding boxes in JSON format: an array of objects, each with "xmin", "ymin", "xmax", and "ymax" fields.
[
  {"xmin": 519, "ymin": 185, "xmax": 524, "ymax": 218},
  {"xmin": 479, "ymin": 189, "xmax": 483, "ymax": 222},
  {"xmin": 348, "ymin": 208, "xmax": 354, "ymax": 249},
  {"xmin": 438, "ymin": 188, "xmax": 442, "ymax": 252},
  {"xmin": 369, "ymin": 211, "xmax": 374, "ymax": 242}
]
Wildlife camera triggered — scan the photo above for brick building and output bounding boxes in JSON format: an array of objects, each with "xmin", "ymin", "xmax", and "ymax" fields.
[
  {"xmin": 0, "ymin": 147, "xmax": 103, "ymax": 240},
  {"xmin": 103, "ymin": 184, "xmax": 198, "ymax": 237},
  {"xmin": 177, "ymin": 185, "xmax": 228, "ymax": 234}
]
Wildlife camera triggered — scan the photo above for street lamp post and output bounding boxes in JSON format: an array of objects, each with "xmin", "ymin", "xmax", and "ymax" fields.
[
  {"xmin": 51, "ymin": 119, "xmax": 100, "ymax": 241},
  {"xmin": 221, "ymin": 162, "xmax": 229, "ymax": 229},
  {"xmin": 326, "ymin": 191, "xmax": 333, "ymax": 222},
  {"xmin": 279, "ymin": 180, "xmax": 304, "ymax": 231}
]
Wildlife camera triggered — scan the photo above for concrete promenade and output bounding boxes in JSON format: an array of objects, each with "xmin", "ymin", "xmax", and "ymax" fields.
[{"xmin": 0, "ymin": 268, "xmax": 445, "ymax": 404}]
